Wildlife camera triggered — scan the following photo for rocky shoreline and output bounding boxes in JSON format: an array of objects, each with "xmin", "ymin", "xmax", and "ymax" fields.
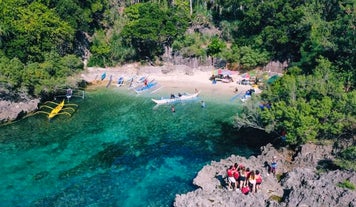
[
  {"xmin": 174, "ymin": 143, "xmax": 356, "ymax": 207},
  {"xmin": 0, "ymin": 89, "xmax": 40, "ymax": 124}
]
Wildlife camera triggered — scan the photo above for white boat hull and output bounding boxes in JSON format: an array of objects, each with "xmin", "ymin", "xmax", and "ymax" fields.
[{"xmin": 152, "ymin": 92, "xmax": 200, "ymax": 104}]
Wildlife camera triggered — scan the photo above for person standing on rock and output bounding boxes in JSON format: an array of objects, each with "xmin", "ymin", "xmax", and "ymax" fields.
[
  {"xmin": 255, "ymin": 170, "xmax": 262, "ymax": 192},
  {"xmin": 248, "ymin": 170, "xmax": 256, "ymax": 193},
  {"xmin": 226, "ymin": 165, "xmax": 237, "ymax": 191},
  {"xmin": 270, "ymin": 156, "xmax": 277, "ymax": 176},
  {"xmin": 238, "ymin": 167, "xmax": 247, "ymax": 190},
  {"xmin": 233, "ymin": 164, "xmax": 240, "ymax": 189}
]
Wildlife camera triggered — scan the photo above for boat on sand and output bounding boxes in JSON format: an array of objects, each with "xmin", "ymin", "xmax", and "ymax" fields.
[
  {"xmin": 152, "ymin": 91, "xmax": 200, "ymax": 105},
  {"xmin": 135, "ymin": 80, "xmax": 158, "ymax": 93},
  {"xmin": 117, "ymin": 76, "xmax": 124, "ymax": 87}
]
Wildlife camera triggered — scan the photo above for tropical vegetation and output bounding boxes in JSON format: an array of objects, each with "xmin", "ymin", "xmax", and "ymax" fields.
[{"xmin": 0, "ymin": 1, "xmax": 355, "ymax": 164}]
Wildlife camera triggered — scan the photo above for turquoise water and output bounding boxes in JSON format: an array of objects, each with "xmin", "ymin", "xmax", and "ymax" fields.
[{"xmin": 0, "ymin": 88, "xmax": 258, "ymax": 207}]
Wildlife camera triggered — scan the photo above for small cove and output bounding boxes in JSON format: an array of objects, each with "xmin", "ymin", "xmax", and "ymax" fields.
[{"xmin": 0, "ymin": 88, "xmax": 259, "ymax": 206}]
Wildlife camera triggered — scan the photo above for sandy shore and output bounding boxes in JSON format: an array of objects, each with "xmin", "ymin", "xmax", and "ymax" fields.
[{"xmin": 79, "ymin": 63, "xmax": 260, "ymax": 101}]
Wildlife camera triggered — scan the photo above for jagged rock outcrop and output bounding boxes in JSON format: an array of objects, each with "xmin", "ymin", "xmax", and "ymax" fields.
[
  {"xmin": 0, "ymin": 99, "xmax": 40, "ymax": 123},
  {"xmin": 174, "ymin": 143, "xmax": 356, "ymax": 207},
  {"xmin": 281, "ymin": 168, "xmax": 356, "ymax": 207}
]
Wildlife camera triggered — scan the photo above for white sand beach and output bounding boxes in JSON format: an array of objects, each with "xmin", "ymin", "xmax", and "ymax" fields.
[{"xmin": 79, "ymin": 63, "xmax": 261, "ymax": 101}]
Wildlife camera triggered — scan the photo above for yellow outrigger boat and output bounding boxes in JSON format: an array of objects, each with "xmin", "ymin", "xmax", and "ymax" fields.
[
  {"xmin": 35, "ymin": 99, "xmax": 78, "ymax": 120},
  {"xmin": 48, "ymin": 100, "xmax": 65, "ymax": 119}
]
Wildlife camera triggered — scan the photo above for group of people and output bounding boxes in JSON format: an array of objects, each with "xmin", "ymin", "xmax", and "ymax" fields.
[
  {"xmin": 226, "ymin": 157, "xmax": 278, "ymax": 195},
  {"xmin": 226, "ymin": 163, "xmax": 263, "ymax": 195}
]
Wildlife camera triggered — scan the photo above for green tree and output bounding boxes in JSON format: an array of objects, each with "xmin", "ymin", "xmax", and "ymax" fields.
[
  {"xmin": 207, "ymin": 36, "xmax": 225, "ymax": 64},
  {"xmin": 121, "ymin": 2, "xmax": 189, "ymax": 60},
  {"xmin": 172, "ymin": 32, "xmax": 209, "ymax": 58},
  {"xmin": 236, "ymin": 57, "xmax": 355, "ymax": 145},
  {"xmin": 335, "ymin": 146, "xmax": 356, "ymax": 171},
  {"xmin": 2, "ymin": 1, "xmax": 74, "ymax": 62},
  {"xmin": 88, "ymin": 29, "xmax": 111, "ymax": 67},
  {"xmin": 0, "ymin": 56, "xmax": 24, "ymax": 88}
]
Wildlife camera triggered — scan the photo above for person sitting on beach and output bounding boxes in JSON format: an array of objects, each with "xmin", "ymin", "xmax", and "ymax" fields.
[
  {"xmin": 226, "ymin": 165, "xmax": 237, "ymax": 191},
  {"xmin": 170, "ymin": 94, "xmax": 175, "ymax": 99},
  {"xmin": 178, "ymin": 93, "xmax": 182, "ymax": 97}
]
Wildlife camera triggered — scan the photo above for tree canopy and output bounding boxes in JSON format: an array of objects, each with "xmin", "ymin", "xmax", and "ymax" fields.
[
  {"xmin": 121, "ymin": 2, "xmax": 189, "ymax": 59},
  {"xmin": 0, "ymin": 0, "xmax": 355, "ymax": 148}
]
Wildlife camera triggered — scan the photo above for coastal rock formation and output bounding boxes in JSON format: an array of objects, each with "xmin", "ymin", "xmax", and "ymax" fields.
[
  {"xmin": 0, "ymin": 99, "xmax": 40, "ymax": 123},
  {"xmin": 281, "ymin": 168, "xmax": 356, "ymax": 207},
  {"xmin": 174, "ymin": 143, "xmax": 356, "ymax": 207}
]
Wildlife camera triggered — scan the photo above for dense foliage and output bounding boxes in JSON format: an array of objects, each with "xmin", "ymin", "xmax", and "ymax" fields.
[
  {"xmin": 258, "ymin": 57, "xmax": 355, "ymax": 145},
  {"xmin": 335, "ymin": 146, "xmax": 356, "ymax": 171},
  {"xmin": 221, "ymin": 0, "xmax": 356, "ymax": 147},
  {"xmin": 0, "ymin": 0, "xmax": 105, "ymax": 95},
  {"xmin": 0, "ymin": 0, "xmax": 355, "ymax": 154}
]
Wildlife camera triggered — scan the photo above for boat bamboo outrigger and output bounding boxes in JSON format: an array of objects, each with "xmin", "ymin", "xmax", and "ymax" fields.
[
  {"xmin": 54, "ymin": 88, "xmax": 85, "ymax": 102},
  {"xmin": 35, "ymin": 100, "xmax": 78, "ymax": 120}
]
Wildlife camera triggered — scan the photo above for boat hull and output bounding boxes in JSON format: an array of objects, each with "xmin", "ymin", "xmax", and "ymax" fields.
[{"xmin": 152, "ymin": 92, "xmax": 199, "ymax": 104}]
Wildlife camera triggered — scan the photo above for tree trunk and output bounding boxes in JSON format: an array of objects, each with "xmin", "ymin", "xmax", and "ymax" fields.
[{"xmin": 190, "ymin": 0, "xmax": 193, "ymax": 16}]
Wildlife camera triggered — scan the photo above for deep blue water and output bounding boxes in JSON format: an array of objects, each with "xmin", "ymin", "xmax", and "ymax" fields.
[{"xmin": 0, "ymin": 88, "xmax": 258, "ymax": 206}]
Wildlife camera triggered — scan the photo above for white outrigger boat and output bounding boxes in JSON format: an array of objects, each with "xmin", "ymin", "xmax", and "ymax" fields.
[{"xmin": 152, "ymin": 91, "xmax": 200, "ymax": 105}]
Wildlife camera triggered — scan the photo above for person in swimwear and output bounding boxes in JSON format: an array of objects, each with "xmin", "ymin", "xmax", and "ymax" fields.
[
  {"xmin": 271, "ymin": 156, "xmax": 277, "ymax": 176},
  {"xmin": 248, "ymin": 170, "xmax": 256, "ymax": 193},
  {"xmin": 255, "ymin": 170, "xmax": 262, "ymax": 192},
  {"xmin": 226, "ymin": 165, "xmax": 237, "ymax": 191},
  {"xmin": 239, "ymin": 167, "xmax": 247, "ymax": 190}
]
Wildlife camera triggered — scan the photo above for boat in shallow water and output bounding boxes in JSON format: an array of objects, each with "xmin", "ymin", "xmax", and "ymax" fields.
[
  {"xmin": 152, "ymin": 91, "xmax": 200, "ymax": 104},
  {"xmin": 135, "ymin": 80, "xmax": 158, "ymax": 93}
]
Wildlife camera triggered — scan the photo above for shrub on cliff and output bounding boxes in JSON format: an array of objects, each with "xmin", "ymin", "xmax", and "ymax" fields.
[{"xmin": 335, "ymin": 146, "xmax": 356, "ymax": 171}]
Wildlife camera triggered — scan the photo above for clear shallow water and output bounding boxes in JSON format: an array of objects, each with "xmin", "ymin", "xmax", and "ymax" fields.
[{"xmin": 0, "ymin": 88, "xmax": 258, "ymax": 207}]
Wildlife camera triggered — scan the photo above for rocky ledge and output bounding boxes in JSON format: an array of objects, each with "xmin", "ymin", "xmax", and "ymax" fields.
[
  {"xmin": 0, "ymin": 90, "xmax": 40, "ymax": 123},
  {"xmin": 174, "ymin": 143, "xmax": 356, "ymax": 207}
]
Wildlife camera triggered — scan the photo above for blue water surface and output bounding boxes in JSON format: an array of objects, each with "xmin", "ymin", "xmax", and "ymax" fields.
[{"xmin": 0, "ymin": 88, "xmax": 258, "ymax": 207}]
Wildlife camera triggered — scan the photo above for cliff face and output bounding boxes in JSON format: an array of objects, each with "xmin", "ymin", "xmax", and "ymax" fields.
[
  {"xmin": 0, "ymin": 89, "xmax": 40, "ymax": 123},
  {"xmin": 174, "ymin": 143, "xmax": 356, "ymax": 207}
]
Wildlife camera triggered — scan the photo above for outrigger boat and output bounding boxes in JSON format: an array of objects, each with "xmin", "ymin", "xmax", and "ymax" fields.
[
  {"xmin": 152, "ymin": 91, "xmax": 200, "ymax": 105},
  {"xmin": 135, "ymin": 80, "xmax": 158, "ymax": 93},
  {"xmin": 117, "ymin": 76, "xmax": 124, "ymax": 87},
  {"xmin": 101, "ymin": 72, "xmax": 107, "ymax": 81},
  {"xmin": 35, "ymin": 100, "xmax": 78, "ymax": 120}
]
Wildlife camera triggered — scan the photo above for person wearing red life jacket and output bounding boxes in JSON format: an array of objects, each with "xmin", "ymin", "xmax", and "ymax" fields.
[
  {"xmin": 226, "ymin": 165, "xmax": 237, "ymax": 191},
  {"xmin": 255, "ymin": 170, "xmax": 262, "ymax": 192},
  {"xmin": 233, "ymin": 169, "xmax": 239, "ymax": 189}
]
